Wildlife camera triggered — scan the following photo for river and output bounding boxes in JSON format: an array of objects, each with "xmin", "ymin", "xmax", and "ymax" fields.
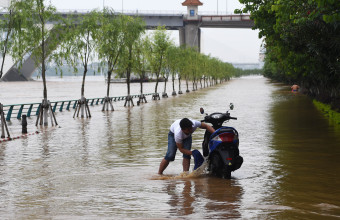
[{"xmin": 0, "ymin": 75, "xmax": 339, "ymax": 219}]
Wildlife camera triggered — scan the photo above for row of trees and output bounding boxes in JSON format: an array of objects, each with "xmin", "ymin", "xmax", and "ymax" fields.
[
  {"xmin": 0, "ymin": 0, "xmax": 247, "ymax": 128},
  {"xmin": 237, "ymin": 0, "xmax": 340, "ymax": 110}
]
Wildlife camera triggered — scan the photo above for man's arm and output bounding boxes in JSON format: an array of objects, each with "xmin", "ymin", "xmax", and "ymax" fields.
[
  {"xmin": 176, "ymin": 142, "xmax": 192, "ymax": 155},
  {"xmin": 200, "ymin": 122, "xmax": 215, "ymax": 134}
]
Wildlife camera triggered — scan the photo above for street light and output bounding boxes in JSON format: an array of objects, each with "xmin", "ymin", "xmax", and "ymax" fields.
[{"xmin": 217, "ymin": 0, "xmax": 219, "ymax": 15}]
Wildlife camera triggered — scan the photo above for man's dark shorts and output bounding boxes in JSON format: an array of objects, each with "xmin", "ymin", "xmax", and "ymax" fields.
[{"xmin": 164, "ymin": 131, "xmax": 192, "ymax": 161}]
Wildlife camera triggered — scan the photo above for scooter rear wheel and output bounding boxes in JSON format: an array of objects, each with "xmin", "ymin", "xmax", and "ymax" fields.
[
  {"xmin": 210, "ymin": 153, "xmax": 232, "ymax": 179},
  {"xmin": 222, "ymin": 169, "xmax": 231, "ymax": 179},
  {"xmin": 209, "ymin": 153, "xmax": 223, "ymax": 177}
]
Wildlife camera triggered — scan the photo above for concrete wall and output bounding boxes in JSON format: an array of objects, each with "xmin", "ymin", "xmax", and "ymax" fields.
[{"xmin": 179, "ymin": 23, "xmax": 201, "ymax": 51}]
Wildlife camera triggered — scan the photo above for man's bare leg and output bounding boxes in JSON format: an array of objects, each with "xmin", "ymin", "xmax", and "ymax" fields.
[
  {"xmin": 158, "ymin": 158, "xmax": 170, "ymax": 175},
  {"xmin": 183, "ymin": 158, "xmax": 190, "ymax": 172}
]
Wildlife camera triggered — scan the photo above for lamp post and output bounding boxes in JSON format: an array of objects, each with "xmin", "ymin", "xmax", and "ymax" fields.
[{"xmin": 217, "ymin": 0, "xmax": 219, "ymax": 15}]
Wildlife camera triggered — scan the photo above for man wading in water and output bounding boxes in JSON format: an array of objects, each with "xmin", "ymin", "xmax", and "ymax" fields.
[
  {"xmin": 158, "ymin": 118, "xmax": 215, "ymax": 175},
  {"xmin": 291, "ymin": 84, "xmax": 300, "ymax": 92}
]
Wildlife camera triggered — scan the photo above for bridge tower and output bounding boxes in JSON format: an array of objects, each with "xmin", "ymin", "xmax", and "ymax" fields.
[{"xmin": 180, "ymin": 0, "xmax": 203, "ymax": 51}]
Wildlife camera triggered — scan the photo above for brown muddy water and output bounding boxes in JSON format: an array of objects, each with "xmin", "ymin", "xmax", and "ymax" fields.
[{"xmin": 0, "ymin": 75, "xmax": 339, "ymax": 219}]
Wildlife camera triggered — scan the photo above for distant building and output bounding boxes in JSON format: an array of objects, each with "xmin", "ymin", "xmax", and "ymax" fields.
[{"xmin": 182, "ymin": 0, "xmax": 203, "ymax": 20}]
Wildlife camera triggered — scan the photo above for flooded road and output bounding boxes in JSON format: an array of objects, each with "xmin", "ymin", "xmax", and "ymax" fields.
[{"xmin": 0, "ymin": 76, "xmax": 339, "ymax": 219}]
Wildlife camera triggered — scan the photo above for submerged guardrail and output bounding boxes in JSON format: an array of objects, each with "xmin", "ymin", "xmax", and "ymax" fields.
[{"xmin": 2, "ymin": 93, "xmax": 155, "ymax": 121}]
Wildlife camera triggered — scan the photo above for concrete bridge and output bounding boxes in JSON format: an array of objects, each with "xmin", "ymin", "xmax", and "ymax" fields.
[{"xmin": 0, "ymin": 9, "xmax": 253, "ymax": 81}]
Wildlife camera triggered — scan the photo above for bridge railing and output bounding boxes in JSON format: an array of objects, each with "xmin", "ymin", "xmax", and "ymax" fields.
[
  {"xmin": 55, "ymin": 9, "xmax": 240, "ymax": 16},
  {"xmin": 2, "ymin": 93, "xmax": 155, "ymax": 121},
  {"xmin": 201, "ymin": 14, "xmax": 251, "ymax": 22}
]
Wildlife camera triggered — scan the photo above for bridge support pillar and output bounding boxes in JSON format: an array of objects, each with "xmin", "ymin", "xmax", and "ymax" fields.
[{"xmin": 179, "ymin": 22, "xmax": 201, "ymax": 51}]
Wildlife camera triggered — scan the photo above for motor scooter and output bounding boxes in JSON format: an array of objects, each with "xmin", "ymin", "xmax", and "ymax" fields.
[{"xmin": 200, "ymin": 103, "xmax": 243, "ymax": 179}]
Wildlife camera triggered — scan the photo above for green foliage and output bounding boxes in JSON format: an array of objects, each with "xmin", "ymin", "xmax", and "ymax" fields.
[
  {"xmin": 9, "ymin": 0, "xmax": 63, "ymax": 99},
  {"xmin": 237, "ymin": 0, "xmax": 340, "ymax": 109},
  {"xmin": 0, "ymin": 2, "xmax": 14, "ymax": 79},
  {"xmin": 146, "ymin": 26, "xmax": 171, "ymax": 93},
  {"xmin": 116, "ymin": 15, "xmax": 145, "ymax": 95},
  {"xmin": 56, "ymin": 10, "xmax": 101, "ymax": 96},
  {"xmin": 116, "ymin": 15, "xmax": 145, "ymax": 76},
  {"xmin": 133, "ymin": 35, "xmax": 151, "ymax": 80}
]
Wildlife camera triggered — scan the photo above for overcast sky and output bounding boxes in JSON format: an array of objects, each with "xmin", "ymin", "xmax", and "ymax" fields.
[{"xmin": 49, "ymin": 0, "xmax": 262, "ymax": 63}]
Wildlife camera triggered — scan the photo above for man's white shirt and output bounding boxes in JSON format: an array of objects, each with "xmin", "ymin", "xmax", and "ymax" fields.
[{"xmin": 170, "ymin": 119, "xmax": 201, "ymax": 144}]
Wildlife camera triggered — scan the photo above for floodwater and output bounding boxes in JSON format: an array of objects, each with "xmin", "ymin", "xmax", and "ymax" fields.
[{"xmin": 0, "ymin": 75, "xmax": 340, "ymax": 219}]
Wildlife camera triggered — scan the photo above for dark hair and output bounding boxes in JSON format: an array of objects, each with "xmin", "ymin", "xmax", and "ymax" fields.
[{"xmin": 180, "ymin": 118, "xmax": 193, "ymax": 129}]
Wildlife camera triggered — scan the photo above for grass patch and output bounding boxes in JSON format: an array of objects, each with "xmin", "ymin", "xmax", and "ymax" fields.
[{"xmin": 313, "ymin": 100, "xmax": 340, "ymax": 126}]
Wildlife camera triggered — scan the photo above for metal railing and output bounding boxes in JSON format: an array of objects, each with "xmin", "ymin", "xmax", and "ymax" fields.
[
  {"xmin": 54, "ymin": 9, "xmax": 239, "ymax": 16},
  {"xmin": 2, "ymin": 93, "xmax": 155, "ymax": 121}
]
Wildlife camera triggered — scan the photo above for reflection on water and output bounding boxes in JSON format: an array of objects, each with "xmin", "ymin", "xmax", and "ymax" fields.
[
  {"xmin": 164, "ymin": 177, "xmax": 243, "ymax": 219},
  {"xmin": 269, "ymin": 87, "xmax": 340, "ymax": 219},
  {"xmin": 0, "ymin": 76, "xmax": 339, "ymax": 219}
]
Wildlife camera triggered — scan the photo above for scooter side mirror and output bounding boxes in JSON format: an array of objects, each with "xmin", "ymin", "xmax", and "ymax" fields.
[
  {"xmin": 229, "ymin": 103, "xmax": 234, "ymax": 110},
  {"xmin": 200, "ymin": 107, "xmax": 204, "ymax": 114}
]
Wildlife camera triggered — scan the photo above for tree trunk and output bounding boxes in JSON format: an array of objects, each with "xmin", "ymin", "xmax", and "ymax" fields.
[
  {"xmin": 179, "ymin": 76, "xmax": 182, "ymax": 91},
  {"xmin": 140, "ymin": 71, "xmax": 144, "ymax": 94},
  {"xmin": 106, "ymin": 64, "xmax": 112, "ymax": 97},
  {"xmin": 127, "ymin": 69, "xmax": 131, "ymax": 96},
  {"xmin": 81, "ymin": 66, "xmax": 87, "ymax": 97},
  {"xmin": 186, "ymin": 78, "xmax": 189, "ymax": 92},
  {"xmin": 154, "ymin": 56, "xmax": 163, "ymax": 94},
  {"xmin": 163, "ymin": 77, "xmax": 167, "ymax": 93},
  {"xmin": 155, "ymin": 74, "xmax": 159, "ymax": 93},
  {"xmin": 0, "ymin": 10, "xmax": 12, "ymax": 79},
  {"xmin": 172, "ymin": 73, "xmax": 175, "ymax": 92},
  {"xmin": 40, "ymin": 8, "xmax": 48, "ymax": 126},
  {"xmin": 127, "ymin": 47, "xmax": 132, "ymax": 97}
]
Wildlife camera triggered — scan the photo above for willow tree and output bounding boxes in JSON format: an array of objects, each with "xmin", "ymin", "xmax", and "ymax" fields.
[
  {"xmin": 0, "ymin": 0, "xmax": 15, "ymax": 80},
  {"xmin": 58, "ymin": 10, "xmax": 101, "ymax": 118},
  {"xmin": 200, "ymin": 54, "xmax": 209, "ymax": 89},
  {"xmin": 182, "ymin": 47, "xmax": 192, "ymax": 93},
  {"xmin": 116, "ymin": 15, "xmax": 145, "ymax": 107},
  {"xmin": 97, "ymin": 9, "xmax": 124, "ymax": 111},
  {"xmin": 166, "ymin": 44, "xmax": 180, "ymax": 96},
  {"xmin": 10, "ymin": 0, "xmax": 62, "ymax": 126},
  {"xmin": 133, "ymin": 35, "xmax": 150, "ymax": 104},
  {"xmin": 176, "ymin": 46, "xmax": 187, "ymax": 94},
  {"xmin": 0, "ymin": 0, "xmax": 17, "ymax": 138},
  {"xmin": 190, "ymin": 48, "xmax": 199, "ymax": 91},
  {"xmin": 147, "ymin": 26, "xmax": 170, "ymax": 100},
  {"xmin": 161, "ymin": 59, "xmax": 170, "ymax": 98}
]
